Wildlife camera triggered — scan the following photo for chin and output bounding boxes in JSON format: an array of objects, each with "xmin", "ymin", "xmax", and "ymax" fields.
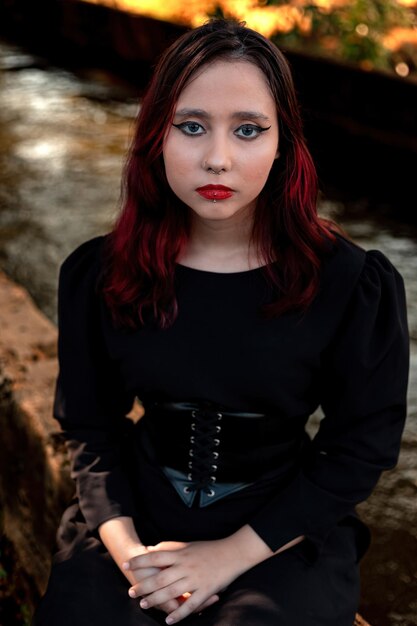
[{"xmin": 188, "ymin": 200, "xmax": 254, "ymax": 222}]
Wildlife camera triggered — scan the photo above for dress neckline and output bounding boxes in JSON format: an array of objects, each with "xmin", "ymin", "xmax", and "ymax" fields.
[{"xmin": 175, "ymin": 263, "xmax": 270, "ymax": 277}]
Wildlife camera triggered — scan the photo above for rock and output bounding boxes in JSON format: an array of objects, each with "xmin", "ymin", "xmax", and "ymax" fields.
[{"xmin": 0, "ymin": 270, "xmax": 73, "ymax": 621}]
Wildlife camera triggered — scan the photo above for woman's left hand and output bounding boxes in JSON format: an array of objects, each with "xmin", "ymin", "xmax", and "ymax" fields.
[{"xmin": 123, "ymin": 538, "xmax": 251, "ymax": 623}]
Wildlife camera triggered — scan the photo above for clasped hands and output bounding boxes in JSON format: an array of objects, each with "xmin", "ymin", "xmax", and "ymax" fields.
[{"xmin": 122, "ymin": 538, "xmax": 248, "ymax": 624}]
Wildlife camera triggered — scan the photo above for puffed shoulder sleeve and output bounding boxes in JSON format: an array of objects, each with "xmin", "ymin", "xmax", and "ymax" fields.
[
  {"xmin": 53, "ymin": 237, "xmax": 137, "ymax": 531},
  {"xmin": 249, "ymin": 250, "xmax": 409, "ymax": 557}
]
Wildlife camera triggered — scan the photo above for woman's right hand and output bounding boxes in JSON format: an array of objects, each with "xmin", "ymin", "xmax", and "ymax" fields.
[
  {"xmin": 126, "ymin": 545, "xmax": 218, "ymax": 615},
  {"xmin": 98, "ymin": 516, "xmax": 192, "ymax": 615},
  {"xmin": 125, "ymin": 544, "xmax": 183, "ymax": 614}
]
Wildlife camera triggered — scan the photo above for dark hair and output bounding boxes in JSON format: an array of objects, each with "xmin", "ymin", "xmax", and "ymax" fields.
[{"xmin": 103, "ymin": 18, "xmax": 336, "ymax": 328}]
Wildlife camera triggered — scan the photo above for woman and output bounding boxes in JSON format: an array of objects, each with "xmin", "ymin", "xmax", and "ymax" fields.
[{"xmin": 33, "ymin": 18, "xmax": 409, "ymax": 626}]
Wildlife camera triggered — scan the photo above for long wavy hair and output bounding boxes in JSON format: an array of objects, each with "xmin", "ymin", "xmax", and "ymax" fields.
[{"xmin": 102, "ymin": 18, "xmax": 336, "ymax": 328}]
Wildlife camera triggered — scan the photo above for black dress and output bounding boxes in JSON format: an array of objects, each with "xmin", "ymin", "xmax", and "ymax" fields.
[{"xmin": 33, "ymin": 233, "xmax": 409, "ymax": 626}]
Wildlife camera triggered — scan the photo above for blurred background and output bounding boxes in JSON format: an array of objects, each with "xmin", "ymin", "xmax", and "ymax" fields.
[{"xmin": 0, "ymin": 1, "xmax": 416, "ymax": 625}]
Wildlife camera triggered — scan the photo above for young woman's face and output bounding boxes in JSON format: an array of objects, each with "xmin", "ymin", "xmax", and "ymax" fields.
[{"xmin": 163, "ymin": 60, "xmax": 279, "ymax": 226}]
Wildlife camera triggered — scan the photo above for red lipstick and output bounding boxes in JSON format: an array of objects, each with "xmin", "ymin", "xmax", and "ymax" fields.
[{"xmin": 196, "ymin": 185, "xmax": 234, "ymax": 200}]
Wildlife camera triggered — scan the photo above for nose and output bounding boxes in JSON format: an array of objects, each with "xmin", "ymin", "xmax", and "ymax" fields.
[{"xmin": 202, "ymin": 131, "xmax": 232, "ymax": 174}]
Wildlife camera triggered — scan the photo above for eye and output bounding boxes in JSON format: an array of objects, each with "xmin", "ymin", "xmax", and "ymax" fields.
[
  {"xmin": 172, "ymin": 121, "xmax": 205, "ymax": 136},
  {"xmin": 234, "ymin": 124, "xmax": 271, "ymax": 139}
]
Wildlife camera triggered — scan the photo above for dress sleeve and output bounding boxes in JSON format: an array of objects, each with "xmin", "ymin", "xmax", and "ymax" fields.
[
  {"xmin": 53, "ymin": 237, "xmax": 137, "ymax": 532},
  {"xmin": 249, "ymin": 250, "xmax": 409, "ymax": 558}
]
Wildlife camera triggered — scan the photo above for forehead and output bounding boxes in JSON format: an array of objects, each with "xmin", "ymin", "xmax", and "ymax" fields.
[{"xmin": 175, "ymin": 59, "xmax": 275, "ymax": 112}]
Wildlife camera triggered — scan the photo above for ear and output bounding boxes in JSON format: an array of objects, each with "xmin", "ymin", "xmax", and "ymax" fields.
[{"xmin": 274, "ymin": 150, "xmax": 280, "ymax": 160}]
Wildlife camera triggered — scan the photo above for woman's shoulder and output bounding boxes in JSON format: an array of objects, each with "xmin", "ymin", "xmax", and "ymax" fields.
[
  {"xmin": 323, "ymin": 231, "xmax": 364, "ymax": 276},
  {"xmin": 318, "ymin": 230, "xmax": 406, "ymax": 321},
  {"xmin": 60, "ymin": 235, "xmax": 108, "ymax": 275},
  {"xmin": 322, "ymin": 230, "xmax": 402, "ymax": 289},
  {"xmin": 58, "ymin": 235, "xmax": 110, "ymax": 303}
]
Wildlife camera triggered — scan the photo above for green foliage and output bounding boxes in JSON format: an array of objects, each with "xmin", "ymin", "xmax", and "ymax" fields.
[
  {"xmin": 208, "ymin": 3, "xmax": 227, "ymax": 19},
  {"xmin": 20, "ymin": 603, "xmax": 32, "ymax": 626},
  {"xmin": 268, "ymin": 0, "xmax": 416, "ymax": 73}
]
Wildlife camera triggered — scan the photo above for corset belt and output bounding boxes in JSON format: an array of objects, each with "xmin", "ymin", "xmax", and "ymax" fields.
[{"xmin": 139, "ymin": 400, "xmax": 308, "ymax": 505}]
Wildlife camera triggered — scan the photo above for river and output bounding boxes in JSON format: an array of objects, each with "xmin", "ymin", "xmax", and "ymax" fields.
[{"xmin": 0, "ymin": 39, "xmax": 416, "ymax": 626}]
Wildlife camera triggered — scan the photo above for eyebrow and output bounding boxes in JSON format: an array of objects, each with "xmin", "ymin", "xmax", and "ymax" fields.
[{"xmin": 174, "ymin": 108, "xmax": 271, "ymax": 122}]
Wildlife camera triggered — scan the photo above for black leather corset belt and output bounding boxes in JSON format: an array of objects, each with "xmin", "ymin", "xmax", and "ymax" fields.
[{"xmin": 139, "ymin": 400, "xmax": 309, "ymax": 508}]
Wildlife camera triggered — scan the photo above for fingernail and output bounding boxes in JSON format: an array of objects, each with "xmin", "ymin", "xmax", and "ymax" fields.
[
  {"xmin": 140, "ymin": 599, "xmax": 149, "ymax": 609},
  {"xmin": 128, "ymin": 589, "xmax": 136, "ymax": 598},
  {"xmin": 166, "ymin": 619, "xmax": 174, "ymax": 625},
  {"xmin": 122, "ymin": 562, "xmax": 130, "ymax": 570}
]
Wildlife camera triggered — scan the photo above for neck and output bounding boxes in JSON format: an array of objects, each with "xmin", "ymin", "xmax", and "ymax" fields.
[{"xmin": 178, "ymin": 208, "xmax": 264, "ymax": 273}]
